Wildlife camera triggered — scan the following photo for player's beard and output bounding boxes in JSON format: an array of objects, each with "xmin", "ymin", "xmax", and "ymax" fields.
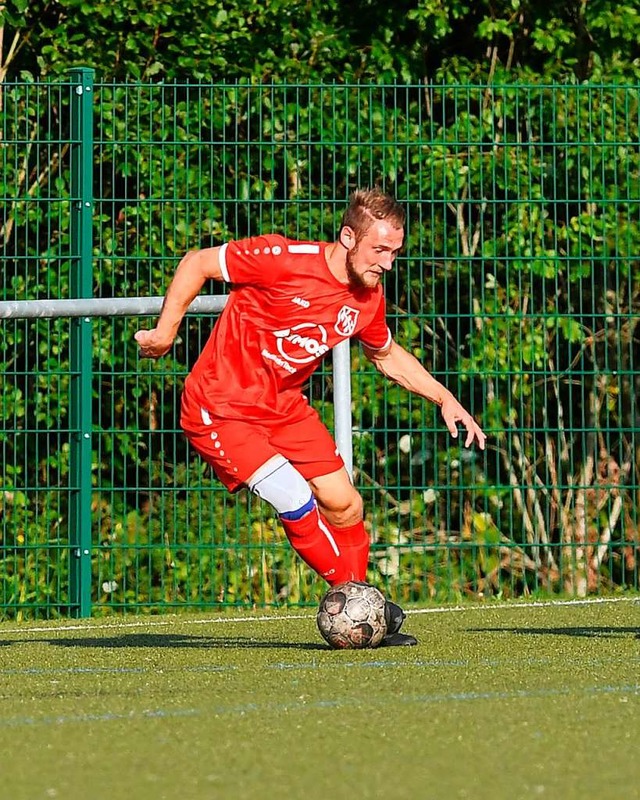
[{"xmin": 345, "ymin": 247, "xmax": 378, "ymax": 290}]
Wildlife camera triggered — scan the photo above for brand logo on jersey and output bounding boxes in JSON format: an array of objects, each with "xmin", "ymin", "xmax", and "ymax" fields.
[
  {"xmin": 334, "ymin": 305, "xmax": 360, "ymax": 337},
  {"xmin": 273, "ymin": 323, "xmax": 329, "ymax": 364},
  {"xmin": 292, "ymin": 296, "xmax": 310, "ymax": 309},
  {"xmin": 261, "ymin": 348, "xmax": 297, "ymax": 374}
]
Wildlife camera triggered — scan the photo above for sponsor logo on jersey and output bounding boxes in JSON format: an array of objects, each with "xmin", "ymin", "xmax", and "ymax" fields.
[
  {"xmin": 292, "ymin": 296, "xmax": 310, "ymax": 309},
  {"xmin": 273, "ymin": 323, "xmax": 330, "ymax": 364},
  {"xmin": 261, "ymin": 348, "xmax": 297, "ymax": 374},
  {"xmin": 334, "ymin": 305, "xmax": 360, "ymax": 337}
]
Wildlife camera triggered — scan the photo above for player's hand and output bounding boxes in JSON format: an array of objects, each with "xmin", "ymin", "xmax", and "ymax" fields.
[
  {"xmin": 134, "ymin": 328, "xmax": 174, "ymax": 359},
  {"xmin": 440, "ymin": 395, "xmax": 486, "ymax": 450}
]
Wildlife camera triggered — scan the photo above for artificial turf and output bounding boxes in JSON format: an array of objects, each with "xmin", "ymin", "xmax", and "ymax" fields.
[{"xmin": 0, "ymin": 598, "xmax": 638, "ymax": 800}]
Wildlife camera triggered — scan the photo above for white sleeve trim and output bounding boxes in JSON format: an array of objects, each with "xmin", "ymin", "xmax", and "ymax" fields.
[
  {"xmin": 366, "ymin": 327, "xmax": 392, "ymax": 352},
  {"xmin": 218, "ymin": 242, "xmax": 231, "ymax": 282}
]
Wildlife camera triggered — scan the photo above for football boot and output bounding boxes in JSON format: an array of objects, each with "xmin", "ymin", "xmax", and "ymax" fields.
[
  {"xmin": 381, "ymin": 600, "xmax": 417, "ymax": 646},
  {"xmin": 384, "ymin": 599, "xmax": 406, "ymax": 635}
]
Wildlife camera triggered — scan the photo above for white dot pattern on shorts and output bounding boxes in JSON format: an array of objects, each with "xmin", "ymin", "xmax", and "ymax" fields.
[{"xmin": 199, "ymin": 407, "xmax": 242, "ymax": 479}]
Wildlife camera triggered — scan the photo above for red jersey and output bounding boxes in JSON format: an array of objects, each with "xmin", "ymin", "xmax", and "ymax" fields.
[{"xmin": 184, "ymin": 234, "xmax": 392, "ymax": 421}]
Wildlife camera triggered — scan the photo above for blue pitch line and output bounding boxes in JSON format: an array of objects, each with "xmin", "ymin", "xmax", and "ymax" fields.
[
  {"xmin": 268, "ymin": 658, "xmax": 487, "ymax": 670},
  {"xmin": 0, "ymin": 707, "xmax": 201, "ymax": 728},
  {"xmin": 0, "ymin": 683, "xmax": 638, "ymax": 729},
  {"xmin": 2, "ymin": 654, "xmax": 640, "ymax": 680},
  {"xmin": 0, "ymin": 667, "xmax": 146, "ymax": 675},
  {"xmin": 267, "ymin": 653, "xmax": 640, "ymax": 671},
  {"xmin": 0, "ymin": 664, "xmax": 238, "ymax": 677}
]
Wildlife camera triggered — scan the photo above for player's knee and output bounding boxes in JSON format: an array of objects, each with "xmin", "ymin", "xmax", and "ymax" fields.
[
  {"xmin": 247, "ymin": 456, "xmax": 314, "ymax": 517},
  {"xmin": 320, "ymin": 489, "xmax": 363, "ymax": 527}
]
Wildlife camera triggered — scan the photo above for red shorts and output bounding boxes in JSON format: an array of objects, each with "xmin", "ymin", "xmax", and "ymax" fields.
[{"xmin": 180, "ymin": 390, "xmax": 344, "ymax": 492}]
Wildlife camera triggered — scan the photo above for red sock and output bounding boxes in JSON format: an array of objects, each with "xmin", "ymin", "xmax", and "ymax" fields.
[
  {"xmin": 324, "ymin": 519, "xmax": 369, "ymax": 582},
  {"xmin": 280, "ymin": 509, "xmax": 369, "ymax": 585}
]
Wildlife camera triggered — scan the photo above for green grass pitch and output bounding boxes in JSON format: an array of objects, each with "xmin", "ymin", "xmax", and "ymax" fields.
[{"xmin": 0, "ymin": 598, "xmax": 638, "ymax": 800}]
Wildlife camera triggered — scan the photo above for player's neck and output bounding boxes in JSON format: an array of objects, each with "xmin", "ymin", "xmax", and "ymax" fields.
[{"xmin": 324, "ymin": 241, "xmax": 349, "ymax": 285}]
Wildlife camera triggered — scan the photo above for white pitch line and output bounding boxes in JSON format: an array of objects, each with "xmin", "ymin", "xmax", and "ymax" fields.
[
  {"xmin": 407, "ymin": 595, "xmax": 637, "ymax": 616},
  {"xmin": 0, "ymin": 595, "xmax": 635, "ymax": 636},
  {"xmin": 0, "ymin": 613, "xmax": 312, "ymax": 635}
]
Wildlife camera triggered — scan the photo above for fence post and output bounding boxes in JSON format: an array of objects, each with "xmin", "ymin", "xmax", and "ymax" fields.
[
  {"xmin": 68, "ymin": 68, "xmax": 94, "ymax": 617},
  {"xmin": 332, "ymin": 340, "xmax": 353, "ymax": 479}
]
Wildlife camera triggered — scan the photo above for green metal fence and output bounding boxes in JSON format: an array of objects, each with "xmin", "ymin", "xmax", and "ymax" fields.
[{"xmin": 1, "ymin": 74, "xmax": 639, "ymax": 618}]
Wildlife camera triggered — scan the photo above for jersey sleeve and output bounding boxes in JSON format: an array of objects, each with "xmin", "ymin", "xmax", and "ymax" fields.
[
  {"xmin": 357, "ymin": 293, "xmax": 393, "ymax": 351},
  {"xmin": 218, "ymin": 234, "xmax": 291, "ymax": 288}
]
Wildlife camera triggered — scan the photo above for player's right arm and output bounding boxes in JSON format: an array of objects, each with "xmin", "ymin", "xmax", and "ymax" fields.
[{"xmin": 134, "ymin": 247, "xmax": 224, "ymax": 358}]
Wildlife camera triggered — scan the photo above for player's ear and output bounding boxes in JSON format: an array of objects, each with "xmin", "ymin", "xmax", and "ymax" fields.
[{"xmin": 339, "ymin": 226, "xmax": 357, "ymax": 251}]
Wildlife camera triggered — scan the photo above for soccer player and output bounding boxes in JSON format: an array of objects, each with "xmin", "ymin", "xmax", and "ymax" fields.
[{"xmin": 135, "ymin": 188, "xmax": 486, "ymax": 646}]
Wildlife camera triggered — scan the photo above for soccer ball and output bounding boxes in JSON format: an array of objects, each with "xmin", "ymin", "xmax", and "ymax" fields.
[{"xmin": 316, "ymin": 581, "xmax": 388, "ymax": 649}]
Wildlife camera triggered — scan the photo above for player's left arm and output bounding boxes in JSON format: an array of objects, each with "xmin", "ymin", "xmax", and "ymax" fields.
[{"xmin": 363, "ymin": 340, "xmax": 486, "ymax": 450}]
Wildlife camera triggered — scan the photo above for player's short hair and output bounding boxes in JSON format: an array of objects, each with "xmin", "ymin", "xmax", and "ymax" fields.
[{"xmin": 340, "ymin": 188, "xmax": 405, "ymax": 242}]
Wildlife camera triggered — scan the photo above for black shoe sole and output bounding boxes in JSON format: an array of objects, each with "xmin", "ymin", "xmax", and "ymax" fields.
[{"xmin": 379, "ymin": 631, "xmax": 418, "ymax": 647}]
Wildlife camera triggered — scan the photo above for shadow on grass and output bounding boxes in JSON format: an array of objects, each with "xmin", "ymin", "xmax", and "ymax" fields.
[
  {"xmin": 468, "ymin": 626, "xmax": 640, "ymax": 640},
  {"xmin": 3, "ymin": 633, "xmax": 329, "ymax": 650}
]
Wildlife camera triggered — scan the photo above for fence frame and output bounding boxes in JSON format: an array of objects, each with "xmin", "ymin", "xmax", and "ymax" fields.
[{"xmin": 3, "ymin": 74, "xmax": 639, "ymax": 617}]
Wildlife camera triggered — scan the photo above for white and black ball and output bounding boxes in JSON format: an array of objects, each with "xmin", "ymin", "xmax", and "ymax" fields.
[{"xmin": 316, "ymin": 581, "xmax": 388, "ymax": 649}]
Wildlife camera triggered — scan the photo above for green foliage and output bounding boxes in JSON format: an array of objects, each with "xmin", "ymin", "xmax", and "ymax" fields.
[{"xmin": 2, "ymin": 0, "xmax": 640, "ymax": 83}]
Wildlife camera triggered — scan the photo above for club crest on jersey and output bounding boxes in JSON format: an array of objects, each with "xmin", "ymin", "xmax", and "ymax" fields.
[{"xmin": 334, "ymin": 305, "xmax": 360, "ymax": 337}]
